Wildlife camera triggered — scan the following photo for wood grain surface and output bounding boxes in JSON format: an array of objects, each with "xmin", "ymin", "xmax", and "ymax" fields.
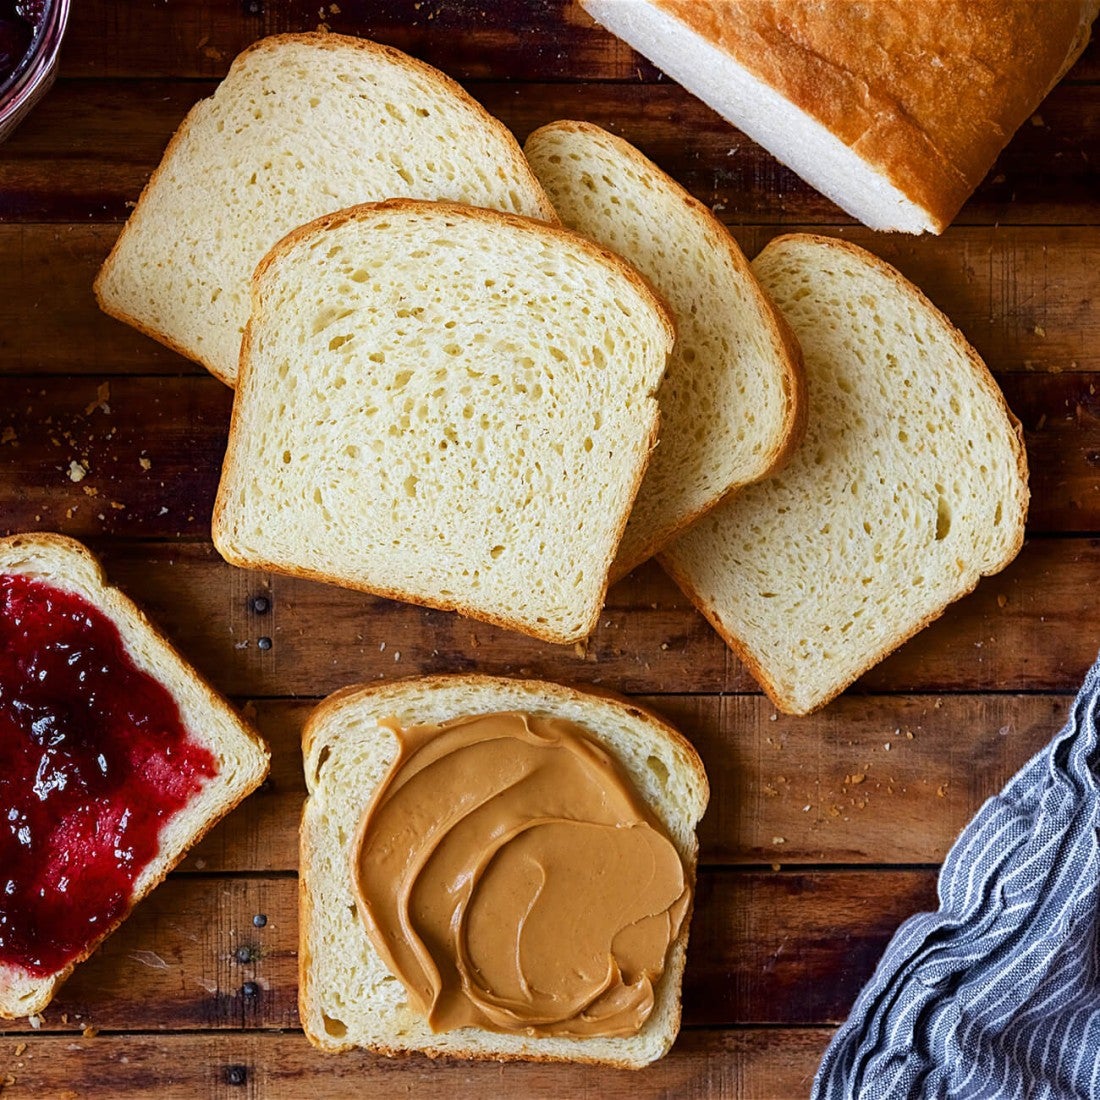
[{"xmin": 0, "ymin": 1, "xmax": 1097, "ymax": 1097}]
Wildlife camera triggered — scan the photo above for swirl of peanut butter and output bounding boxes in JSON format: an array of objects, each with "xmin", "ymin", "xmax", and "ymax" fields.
[{"xmin": 351, "ymin": 711, "xmax": 691, "ymax": 1038}]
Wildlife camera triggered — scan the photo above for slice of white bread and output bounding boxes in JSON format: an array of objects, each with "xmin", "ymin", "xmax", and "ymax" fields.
[
  {"xmin": 661, "ymin": 235, "xmax": 1029, "ymax": 716},
  {"xmin": 299, "ymin": 673, "xmax": 709, "ymax": 1067},
  {"xmin": 212, "ymin": 199, "xmax": 675, "ymax": 645},
  {"xmin": 524, "ymin": 120, "xmax": 805, "ymax": 580},
  {"xmin": 580, "ymin": 0, "xmax": 1099, "ymax": 234},
  {"xmin": 94, "ymin": 33, "xmax": 557, "ymax": 386},
  {"xmin": 0, "ymin": 533, "xmax": 269, "ymax": 1019}
]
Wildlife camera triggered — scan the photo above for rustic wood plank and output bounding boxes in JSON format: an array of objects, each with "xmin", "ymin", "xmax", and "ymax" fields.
[
  {"xmin": 61, "ymin": 0, "xmax": 1100, "ymax": 84},
  {"xmin": 0, "ymin": 225, "xmax": 193, "ymax": 373},
  {"xmin": 185, "ymin": 694, "xmax": 1068, "ymax": 873},
  {"xmin": 0, "ymin": 371, "xmax": 1098, "ymax": 537},
  {"xmin": 0, "ymin": 1027, "xmax": 832, "ymax": 1098},
  {"xmin": 1, "ymin": 224, "xmax": 1094, "ymax": 377},
  {"xmin": 0, "ymin": 537, "xmax": 1084, "ymax": 699},
  {"xmin": 3, "ymin": 81, "xmax": 1096, "ymax": 224},
  {"xmin": 0, "ymin": 377, "xmax": 232, "ymax": 538},
  {"xmin": 0, "ymin": 871, "xmax": 936, "ymax": 1032},
  {"xmin": 62, "ymin": 0, "xmax": 660, "ymax": 84},
  {"xmin": 679, "ymin": 694, "xmax": 1067, "ymax": 866}
]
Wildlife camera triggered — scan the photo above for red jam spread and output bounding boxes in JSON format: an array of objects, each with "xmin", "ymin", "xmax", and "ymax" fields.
[
  {"xmin": 0, "ymin": 1, "xmax": 43, "ymax": 86},
  {"xmin": 0, "ymin": 574, "xmax": 217, "ymax": 977}
]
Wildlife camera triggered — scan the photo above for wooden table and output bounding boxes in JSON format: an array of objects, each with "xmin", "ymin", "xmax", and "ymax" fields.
[{"xmin": 0, "ymin": 2, "xmax": 1097, "ymax": 1096}]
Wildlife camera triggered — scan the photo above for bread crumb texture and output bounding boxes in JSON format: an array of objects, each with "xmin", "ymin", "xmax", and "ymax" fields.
[
  {"xmin": 664, "ymin": 235, "xmax": 1028, "ymax": 715},
  {"xmin": 214, "ymin": 202, "xmax": 671, "ymax": 643}
]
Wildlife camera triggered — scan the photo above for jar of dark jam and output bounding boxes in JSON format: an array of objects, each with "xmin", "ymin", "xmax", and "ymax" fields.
[{"xmin": 0, "ymin": 0, "xmax": 69, "ymax": 144}]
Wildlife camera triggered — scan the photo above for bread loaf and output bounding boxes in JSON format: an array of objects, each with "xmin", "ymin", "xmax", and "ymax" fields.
[
  {"xmin": 0, "ymin": 533, "xmax": 269, "ymax": 1018},
  {"xmin": 661, "ymin": 235, "xmax": 1029, "ymax": 715},
  {"xmin": 525, "ymin": 120, "xmax": 805, "ymax": 579},
  {"xmin": 212, "ymin": 199, "xmax": 674, "ymax": 644},
  {"xmin": 298, "ymin": 674, "xmax": 708, "ymax": 1066},
  {"xmin": 94, "ymin": 32, "xmax": 557, "ymax": 386},
  {"xmin": 580, "ymin": 0, "xmax": 1098, "ymax": 233}
]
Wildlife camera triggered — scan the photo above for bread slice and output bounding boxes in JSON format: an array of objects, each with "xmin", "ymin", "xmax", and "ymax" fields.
[
  {"xmin": 299, "ymin": 673, "xmax": 708, "ymax": 1066},
  {"xmin": 94, "ymin": 33, "xmax": 557, "ymax": 386},
  {"xmin": 580, "ymin": 0, "xmax": 1099, "ymax": 233},
  {"xmin": 661, "ymin": 235, "xmax": 1029, "ymax": 716},
  {"xmin": 524, "ymin": 120, "xmax": 805, "ymax": 580},
  {"xmin": 0, "ymin": 533, "xmax": 269, "ymax": 1019},
  {"xmin": 212, "ymin": 199, "xmax": 674, "ymax": 645}
]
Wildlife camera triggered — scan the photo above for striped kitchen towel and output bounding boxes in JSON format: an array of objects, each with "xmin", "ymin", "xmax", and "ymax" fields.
[{"xmin": 813, "ymin": 654, "xmax": 1100, "ymax": 1100}]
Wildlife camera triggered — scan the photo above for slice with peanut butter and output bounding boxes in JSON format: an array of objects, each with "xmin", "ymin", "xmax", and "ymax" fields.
[
  {"xmin": 300, "ymin": 675, "xmax": 708, "ymax": 1067},
  {"xmin": 353, "ymin": 711, "xmax": 690, "ymax": 1039}
]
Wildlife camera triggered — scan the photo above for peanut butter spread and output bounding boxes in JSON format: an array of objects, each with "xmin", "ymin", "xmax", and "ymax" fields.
[{"xmin": 351, "ymin": 710, "xmax": 691, "ymax": 1038}]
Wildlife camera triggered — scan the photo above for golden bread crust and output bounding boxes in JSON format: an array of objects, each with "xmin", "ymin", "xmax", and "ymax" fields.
[{"xmin": 652, "ymin": 0, "xmax": 1098, "ymax": 231}]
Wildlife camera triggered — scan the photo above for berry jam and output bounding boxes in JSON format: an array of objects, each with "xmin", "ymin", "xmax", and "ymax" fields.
[
  {"xmin": 0, "ymin": 574, "xmax": 218, "ymax": 977},
  {"xmin": 0, "ymin": 1, "xmax": 44, "ymax": 86}
]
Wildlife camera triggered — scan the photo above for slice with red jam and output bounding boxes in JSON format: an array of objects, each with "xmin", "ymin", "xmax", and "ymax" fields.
[{"xmin": 0, "ymin": 534, "xmax": 269, "ymax": 1019}]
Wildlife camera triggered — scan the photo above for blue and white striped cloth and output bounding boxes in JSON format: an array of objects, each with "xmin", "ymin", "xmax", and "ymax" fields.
[{"xmin": 814, "ymin": 654, "xmax": 1100, "ymax": 1100}]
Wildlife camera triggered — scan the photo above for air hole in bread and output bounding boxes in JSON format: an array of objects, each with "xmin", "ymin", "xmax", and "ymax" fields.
[
  {"xmin": 645, "ymin": 754, "xmax": 670, "ymax": 791},
  {"xmin": 322, "ymin": 1014, "xmax": 348, "ymax": 1039},
  {"xmin": 314, "ymin": 745, "xmax": 332, "ymax": 782},
  {"xmin": 935, "ymin": 497, "xmax": 951, "ymax": 541}
]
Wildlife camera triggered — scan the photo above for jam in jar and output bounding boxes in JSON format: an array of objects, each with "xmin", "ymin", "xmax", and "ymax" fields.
[{"xmin": 0, "ymin": 1, "xmax": 44, "ymax": 86}]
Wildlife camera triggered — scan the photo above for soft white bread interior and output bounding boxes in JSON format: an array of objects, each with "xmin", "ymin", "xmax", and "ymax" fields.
[
  {"xmin": 213, "ymin": 199, "xmax": 674, "ymax": 645},
  {"xmin": 299, "ymin": 674, "xmax": 709, "ymax": 1067},
  {"xmin": 525, "ymin": 120, "xmax": 805, "ymax": 579},
  {"xmin": 580, "ymin": 0, "xmax": 1099, "ymax": 234},
  {"xmin": 0, "ymin": 533, "xmax": 269, "ymax": 1019},
  {"xmin": 94, "ymin": 32, "xmax": 557, "ymax": 385},
  {"xmin": 661, "ymin": 235, "xmax": 1029, "ymax": 716}
]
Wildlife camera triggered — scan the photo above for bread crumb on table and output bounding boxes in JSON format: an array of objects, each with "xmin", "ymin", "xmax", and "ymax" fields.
[{"xmin": 84, "ymin": 382, "xmax": 110, "ymax": 416}]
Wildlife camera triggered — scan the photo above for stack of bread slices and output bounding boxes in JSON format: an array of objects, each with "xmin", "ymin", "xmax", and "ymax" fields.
[
  {"xmin": 95, "ymin": 32, "xmax": 805, "ymax": 648},
  {"xmin": 96, "ymin": 31, "xmax": 1028, "ymax": 713}
]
